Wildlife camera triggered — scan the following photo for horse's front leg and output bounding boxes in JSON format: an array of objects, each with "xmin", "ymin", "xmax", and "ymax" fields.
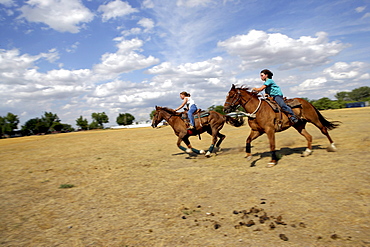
[
  {"xmin": 246, "ymin": 130, "xmax": 262, "ymax": 160},
  {"xmin": 177, "ymin": 136, "xmax": 191, "ymax": 153},
  {"xmin": 178, "ymin": 136, "xmax": 204, "ymax": 154},
  {"xmin": 265, "ymin": 130, "xmax": 278, "ymax": 167}
]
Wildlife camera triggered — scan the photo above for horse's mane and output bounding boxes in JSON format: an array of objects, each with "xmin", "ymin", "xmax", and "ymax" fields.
[
  {"xmin": 235, "ymin": 85, "xmax": 252, "ymax": 91},
  {"xmin": 160, "ymin": 107, "xmax": 182, "ymax": 116},
  {"xmin": 234, "ymin": 85, "xmax": 259, "ymax": 97}
]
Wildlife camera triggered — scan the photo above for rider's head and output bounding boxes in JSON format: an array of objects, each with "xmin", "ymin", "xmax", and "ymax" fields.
[{"xmin": 260, "ymin": 69, "xmax": 273, "ymax": 79}]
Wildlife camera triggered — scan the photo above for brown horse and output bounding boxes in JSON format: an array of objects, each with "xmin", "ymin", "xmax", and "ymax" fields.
[
  {"xmin": 223, "ymin": 84, "xmax": 340, "ymax": 167},
  {"xmin": 151, "ymin": 106, "xmax": 244, "ymax": 157}
]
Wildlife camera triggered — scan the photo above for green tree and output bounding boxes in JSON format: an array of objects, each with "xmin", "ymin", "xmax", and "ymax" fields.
[
  {"xmin": 51, "ymin": 122, "xmax": 64, "ymax": 132},
  {"xmin": 208, "ymin": 105, "xmax": 225, "ymax": 115},
  {"xmin": 116, "ymin": 113, "xmax": 135, "ymax": 125},
  {"xmin": 5, "ymin": 113, "xmax": 19, "ymax": 131},
  {"xmin": 348, "ymin": 86, "xmax": 370, "ymax": 101},
  {"xmin": 62, "ymin": 123, "xmax": 74, "ymax": 132},
  {"xmin": 91, "ymin": 112, "xmax": 109, "ymax": 128},
  {"xmin": 76, "ymin": 116, "xmax": 89, "ymax": 130},
  {"xmin": 334, "ymin": 91, "xmax": 349, "ymax": 101},
  {"xmin": 311, "ymin": 97, "xmax": 333, "ymax": 110},
  {"xmin": 42, "ymin": 112, "xmax": 60, "ymax": 132},
  {"xmin": 21, "ymin": 118, "xmax": 48, "ymax": 135},
  {"xmin": 150, "ymin": 110, "xmax": 156, "ymax": 119},
  {"xmin": 89, "ymin": 121, "xmax": 101, "ymax": 129},
  {"xmin": 0, "ymin": 113, "xmax": 20, "ymax": 138},
  {"xmin": 0, "ymin": 117, "xmax": 5, "ymax": 138}
]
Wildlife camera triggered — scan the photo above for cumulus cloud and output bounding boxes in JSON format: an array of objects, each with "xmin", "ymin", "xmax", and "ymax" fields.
[
  {"xmin": 0, "ymin": 47, "xmax": 95, "ymax": 114},
  {"xmin": 138, "ymin": 18, "xmax": 155, "ymax": 32},
  {"xmin": 93, "ymin": 38, "xmax": 159, "ymax": 75},
  {"xmin": 323, "ymin": 61, "xmax": 370, "ymax": 80},
  {"xmin": 291, "ymin": 61, "xmax": 370, "ymax": 96},
  {"xmin": 18, "ymin": 0, "xmax": 94, "ymax": 33},
  {"xmin": 147, "ymin": 56, "xmax": 224, "ymax": 81},
  {"xmin": 218, "ymin": 30, "xmax": 349, "ymax": 70},
  {"xmin": 0, "ymin": 48, "xmax": 59, "ymax": 84},
  {"xmin": 98, "ymin": 0, "xmax": 138, "ymax": 22}
]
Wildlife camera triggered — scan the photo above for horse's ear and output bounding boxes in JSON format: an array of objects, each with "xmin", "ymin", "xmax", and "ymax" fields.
[
  {"xmin": 155, "ymin": 105, "xmax": 159, "ymax": 109},
  {"xmin": 231, "ymin": 84, "xmax": 235, "ymax": 89}
]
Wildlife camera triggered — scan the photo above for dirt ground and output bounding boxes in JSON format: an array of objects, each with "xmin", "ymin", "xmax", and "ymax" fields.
[{"xmin": 0, "ymin": 107, "xmax": 369, "ymax": 247}]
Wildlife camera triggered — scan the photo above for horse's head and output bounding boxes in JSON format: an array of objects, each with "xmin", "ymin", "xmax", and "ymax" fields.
[
  {"xmin": 151, "ymin": 106, "xmax": 163, "ymax": 128},
  {"xmin": 223, "ymin": 84, "xmax": 240, "ymax": 113},
  {"xmin": 223, "ymin": 84, "xmax": 257, "ymax": 113},
  {"xmin": 151, "ymin": 106, "xmax": 178, "ymax": 128}
]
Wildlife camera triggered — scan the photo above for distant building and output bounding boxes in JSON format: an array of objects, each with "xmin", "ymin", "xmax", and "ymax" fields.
[{"xmin": 345, "ymin": 102, "xmax": 368, "ymax": 108}]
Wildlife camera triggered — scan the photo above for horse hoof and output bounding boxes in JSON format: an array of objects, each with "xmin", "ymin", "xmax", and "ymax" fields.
[
  {"xmin": 301, "ymin": 148, "xmax": 312, "ymax": 157},
  {"xmin": 266, "ymin": 162, "xmax": 276, "ymax": 168},
  {"xmin": 327, "ymin": 143, "xmax": 337, "ymax": 152},
  {"xmin": 199, "ymin": 150, "xmax": 205, "ymax": 154},
  {"xmin": 245, "ymin": 155, "xmax": 252, "ymax": 161},
  {"xmin": 205, "ymin": 151, "xmax": 211, "ymax": 157}
]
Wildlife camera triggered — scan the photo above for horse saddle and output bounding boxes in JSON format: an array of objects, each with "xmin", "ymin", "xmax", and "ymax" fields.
[
  {"xmin": 181, "ymin": 109, "xmax": 210, "ymax": 119},
  {"xmin": 264, "ymin": 97, "xmax": 301, "ymax": 112}
]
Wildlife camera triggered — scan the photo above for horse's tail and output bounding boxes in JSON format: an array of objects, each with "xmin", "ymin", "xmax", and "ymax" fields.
[
  {"xmin": 225, "ymin": 115, "xmax": 245, "ymax": 127},
  {"xmin": 308, "ymin": 102, "xmax": 341, "ymax": 130}
]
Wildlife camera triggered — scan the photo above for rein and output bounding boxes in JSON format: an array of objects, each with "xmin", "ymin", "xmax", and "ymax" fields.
[{"xmin": 227, "ymin": 89, "xmax": 262, "ymax": 118}]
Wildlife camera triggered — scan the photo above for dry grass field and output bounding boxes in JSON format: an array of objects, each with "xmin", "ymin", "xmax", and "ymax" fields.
[{"xmin": 0, "ymin": 107, "xmax": 369, "ymax": 247}]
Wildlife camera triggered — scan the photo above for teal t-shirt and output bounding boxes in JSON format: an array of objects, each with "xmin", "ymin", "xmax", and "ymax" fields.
[{"xmin": 264, "ymin": 79, "xmax": 283, "ymax": 96}]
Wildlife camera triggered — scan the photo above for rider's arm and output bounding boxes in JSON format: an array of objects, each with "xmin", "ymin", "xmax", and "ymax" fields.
[
  {"xmin": 253, "ymin": 85, "xmax": 267, "ymax": 93},
  {"xmin": 175, "ymin": 98, "xmax": 188, "ymax": 111}
]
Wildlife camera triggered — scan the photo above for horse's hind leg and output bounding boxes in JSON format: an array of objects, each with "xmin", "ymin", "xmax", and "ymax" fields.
[
  {"xmin": 215, "ymin": 132, "xmax": 225, "ymax": 151},
  {"xmin": 205, "ymin": 128, "xmax": 222, "ymax": 157},
  {"xmin": 293, "ymin": 122, "xmax": 313, "ymax": 157}
]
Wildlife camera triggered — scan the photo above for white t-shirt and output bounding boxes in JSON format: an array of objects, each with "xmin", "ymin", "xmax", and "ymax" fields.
[{"xmin": 185, "ymin": 97, "xmax": 196, "ymax": 108}]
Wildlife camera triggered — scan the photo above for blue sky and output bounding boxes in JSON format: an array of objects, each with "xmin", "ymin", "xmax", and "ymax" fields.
[{"xmin": 0, "ymin": 0, "xmax": 369, "ymax": 127}]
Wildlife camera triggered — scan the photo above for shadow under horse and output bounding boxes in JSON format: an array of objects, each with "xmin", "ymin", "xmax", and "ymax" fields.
[
  {"xmin": 223, "ymin": 84, "xmax": 341, "ymax": 167},
  {"xmin": 151, "ymin": 106, "xmax": 244, "ymax": 157}
]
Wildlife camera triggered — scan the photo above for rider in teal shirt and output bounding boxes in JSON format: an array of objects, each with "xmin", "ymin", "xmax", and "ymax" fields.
[{"xmin": 253, "ymin": 69, "xmax": 298, "ymax": 124}]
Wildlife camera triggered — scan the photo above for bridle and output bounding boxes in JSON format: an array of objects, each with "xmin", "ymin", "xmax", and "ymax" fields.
[
  {"xmin": 225, "ymin": 89, "xmax": 261, "ymax": 118},
  {"xmin": 225, "ymin": 89, "xmax": 253, "ymax": 110}
]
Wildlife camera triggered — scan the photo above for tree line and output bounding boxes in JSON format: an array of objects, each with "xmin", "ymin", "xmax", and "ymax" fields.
[
  {"xmin": 0, "ymin": 111, "xmax": 135, "ymax": 138},
  {"xmin": 1, "ymin": 86, "xmax": 369, "ymax": 138}
]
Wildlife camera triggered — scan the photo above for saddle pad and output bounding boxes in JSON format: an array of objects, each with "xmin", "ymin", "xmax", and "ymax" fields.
[
  {"xmin": 265, "ymin": 98, "xmax": 301, "ymax": 112},
  {"xmin": 194, "ymin": 111, "xmax": 210, "ymax": 119}
]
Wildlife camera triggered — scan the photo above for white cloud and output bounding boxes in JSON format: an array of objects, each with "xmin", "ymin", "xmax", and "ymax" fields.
[
  {"xmin": 98, "ymin": 0, "xmax": 138, "ymax": 22},
  {"xmin": 176, "ymin": 0, "xmax": 213, "ymax": 7},
  {"xmin": 218, "ymin": 30, "xmax": 349, "ymax": 70},
  {"xmin": 147, "ymin": 56, "xmax": 224, "ymax": 79},
  {"xmin": 0, "ymin": 0, "xmax": 15, "ymax": 7},
  {"xmin": 138, "ymin": 18, "xmax": 154, "ymax": 32},
  {"xmin": 93, "ymin": 38, "xmax": 160, "ymax": 75},
  {"xmin": 142, "ymin": 0, "xmax": 154, "ymax": 8},
  {"xmin": 18, "ymin": 0, "xmax": 94, "ymax": 33},
  {"xmin": 291, "ymin": 61, "xmax": 370, "ymax": 96},
  {"xmin": 0, "ymin": 48, "xmax": 59, "ymax": 84},
  {"xmin": 323, "ymin": 61, "xmax": 370, "ymax": 80},
  {"xmin": 355, "ymin": 6, "xmax": 366, "ymax": 13}
]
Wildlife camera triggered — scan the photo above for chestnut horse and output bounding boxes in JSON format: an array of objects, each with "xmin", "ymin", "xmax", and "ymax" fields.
[
  {"xmin": 151, "ymin": 106, "xmax": 244, "ymax": 157},
  {"xmin": 223, "ymin": 84, "xmax": 340, "ymax": 167}
]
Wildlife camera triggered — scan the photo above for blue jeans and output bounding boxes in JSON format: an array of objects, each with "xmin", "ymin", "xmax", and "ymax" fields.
[
  {"xmin": 188, "ymin": 104, "xmax": 197, "ymax": 126},
  {"xmin": 273, "ymin": 95, "xmax": 294, "ymax": 116}
]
